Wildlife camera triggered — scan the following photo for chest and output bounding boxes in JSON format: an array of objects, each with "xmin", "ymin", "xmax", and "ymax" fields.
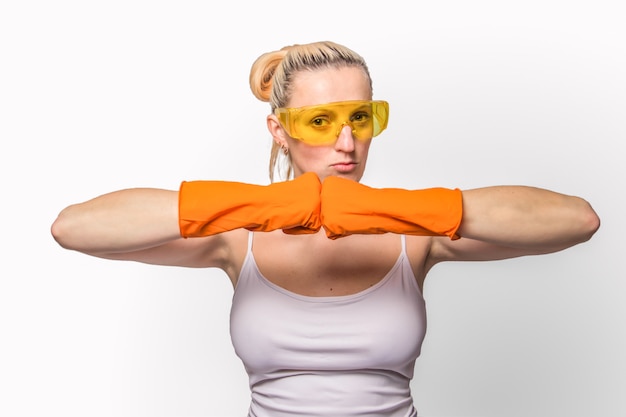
[
  {"xmin": 249, "ymin": 232, "xmax": 412, "ymax": 296},
  {"xmin": 230, "ymin": 245, "xmax": 427, "ymax": 378}
]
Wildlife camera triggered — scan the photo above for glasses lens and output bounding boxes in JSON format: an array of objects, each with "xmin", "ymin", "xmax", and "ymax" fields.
[{"xmin": 276, "ymin": 100, "xmax": 389, "ymax": 145}]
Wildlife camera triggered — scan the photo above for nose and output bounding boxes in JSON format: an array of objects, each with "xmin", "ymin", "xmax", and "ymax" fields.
[{"xmin": 334, "ymin": 123, "xmax": 355, "ymax": 152}]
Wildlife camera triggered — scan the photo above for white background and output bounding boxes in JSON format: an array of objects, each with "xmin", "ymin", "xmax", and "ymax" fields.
[{"xmin": 1, "ymin": 1, "xmax": 624, "ymax": 416}]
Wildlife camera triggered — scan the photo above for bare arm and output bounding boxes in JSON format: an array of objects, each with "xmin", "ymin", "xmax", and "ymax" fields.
[
  {"xmin": 51, "ymin": 186, "xmax": 249, "ymax": 280},
  {"xmin": 50, "ymin": 175, "xmax": 321, "ymax": 270},
  {"xmin": 429, "ymin": 185, "xmax": 600, "ymax": 264},
  {"xmin": 51, "ymin": 188, "xmax": 182, "ymax": 255}
]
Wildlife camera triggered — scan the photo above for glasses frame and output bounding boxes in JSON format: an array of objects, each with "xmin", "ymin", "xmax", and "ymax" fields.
[{"xmin": 274, "ymin": 100, "xmax": 389, "ymax": 145}]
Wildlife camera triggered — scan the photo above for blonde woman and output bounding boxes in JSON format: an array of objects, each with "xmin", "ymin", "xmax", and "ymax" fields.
[{"xmin": 51, "ymin": 41, "xmax": 600, "ymax": 417}]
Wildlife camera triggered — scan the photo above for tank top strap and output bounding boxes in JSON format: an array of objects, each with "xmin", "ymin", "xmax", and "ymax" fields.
[
  {"xmin": 247, "ymin": 231, "xmax": 254, "ymax": 253},
  {"xmin": 400, "ymin": 234, "xmax": 407, "ymax": 256}
]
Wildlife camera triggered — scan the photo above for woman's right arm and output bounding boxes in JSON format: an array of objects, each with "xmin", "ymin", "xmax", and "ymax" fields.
[
  {"xmin": 52, "ymin": 175, "xmax": 322, "ymax": 269},
  {"xmin": 51, "ymin": 188, "xmax": 180, "ymax": 255},
  {"xmin": 50, "ymin": 187, "xmax": 239, "ymax": 271},
  {"xmin": 48, "ymin": 182, "xmax": 285, "ymax": 278}
]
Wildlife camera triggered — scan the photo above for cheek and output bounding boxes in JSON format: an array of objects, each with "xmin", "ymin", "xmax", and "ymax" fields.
[
  {"xmin": 288, "ymin": 142, "xmax": 329, "ymax": 172},
  {"xmin": 357, "ymin": 140, "xmax": 372, "ymax": 158}
]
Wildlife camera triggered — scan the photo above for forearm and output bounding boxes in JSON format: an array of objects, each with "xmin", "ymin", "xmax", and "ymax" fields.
[
  {"xmin": 457, "ymin": 186, "xmax": 600, "ymax": 250},
  {"xmin": 51, "ymin": 188, "xmax": 180, "ymax": 254}
]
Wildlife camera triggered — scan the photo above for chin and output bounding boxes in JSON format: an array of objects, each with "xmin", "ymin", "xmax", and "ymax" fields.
[{"xmin": 329, "ymin": 172, "xmax": 363, "ymax": 182}]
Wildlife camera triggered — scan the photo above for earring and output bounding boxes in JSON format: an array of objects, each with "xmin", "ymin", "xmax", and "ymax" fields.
[{"xmin": 281, "ymin": 145, "xmax": 289, "ymax": 155}]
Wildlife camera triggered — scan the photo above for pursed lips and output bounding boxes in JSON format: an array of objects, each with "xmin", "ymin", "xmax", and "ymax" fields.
[{"xmin": 331, "ymin": 161, "xmax": 358, "ymax": 172}]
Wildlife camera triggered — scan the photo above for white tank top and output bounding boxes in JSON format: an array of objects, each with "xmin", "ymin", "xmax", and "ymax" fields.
[{"xmin": 230, "ymin": 232, "xmax": 427, "ymax": 417}]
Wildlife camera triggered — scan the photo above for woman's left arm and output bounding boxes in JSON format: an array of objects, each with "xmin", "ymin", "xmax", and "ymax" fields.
[{"xmin": 455, "ymin": 185, "xmax": 600, "ymax": 252}]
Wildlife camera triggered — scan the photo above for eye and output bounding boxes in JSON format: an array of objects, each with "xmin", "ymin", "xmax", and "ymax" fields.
[
  {"xmin": 351, "ymin": 111, "xmax": 371, "ymax": 124},
  {"xmin": 309, "ymin": 115, "xmax": 331, "ymax": 128}
]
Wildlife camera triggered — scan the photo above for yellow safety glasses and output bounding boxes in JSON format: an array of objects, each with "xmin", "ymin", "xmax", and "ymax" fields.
[{"xmin": 274, "ymin": 100, "xmax": 389, "ymax": 145}]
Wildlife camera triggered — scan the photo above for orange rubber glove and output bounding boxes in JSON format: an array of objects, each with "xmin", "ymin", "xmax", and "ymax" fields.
[
  {"xmin": 321, "ymin": 176, "xmax": 463, "ymax": 240},
  {"xmin": 179, "ymin": 172, "xmax": 322, "ymax": 237}
]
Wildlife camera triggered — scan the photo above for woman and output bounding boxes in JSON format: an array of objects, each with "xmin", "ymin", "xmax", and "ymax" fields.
[{"xmin": 51, "ymin": 41, "xmax": 600, "ymax": 416}]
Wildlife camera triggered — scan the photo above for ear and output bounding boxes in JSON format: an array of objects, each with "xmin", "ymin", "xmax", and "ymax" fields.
[{"xmin": 267, "ymin": 114, "xmax": 288, "ymax": 148}]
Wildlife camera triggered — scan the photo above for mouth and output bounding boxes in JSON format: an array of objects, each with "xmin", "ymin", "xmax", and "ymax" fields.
[{"xmin": 331, "ymin": 161, "xmax": 358, "ymax": 173}]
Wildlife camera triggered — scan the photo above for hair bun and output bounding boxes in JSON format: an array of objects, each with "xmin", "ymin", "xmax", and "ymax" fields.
[{"xmin": 249, "ymin": 48, "xmax": 289, "ymax": 102}]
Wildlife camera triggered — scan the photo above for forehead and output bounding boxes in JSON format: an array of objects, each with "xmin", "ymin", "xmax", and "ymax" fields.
[{"xmin": 287, "ymin": 66, "xmax": 372, "ymax": 108}]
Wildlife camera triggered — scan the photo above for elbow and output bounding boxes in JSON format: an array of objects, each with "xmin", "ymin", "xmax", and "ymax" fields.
[
  {"xmin": 50, "ymin": 207, "xmax": 79, "ymax": 250},
  {"xmin": 577, "ymin": 199, "xmax": 601, "ymax": 244}
]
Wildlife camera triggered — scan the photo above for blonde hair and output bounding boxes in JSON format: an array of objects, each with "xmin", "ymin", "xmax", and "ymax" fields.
[{"xmin": 249, "ymin": 41, "xmax": 372, "ymax": 182}]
